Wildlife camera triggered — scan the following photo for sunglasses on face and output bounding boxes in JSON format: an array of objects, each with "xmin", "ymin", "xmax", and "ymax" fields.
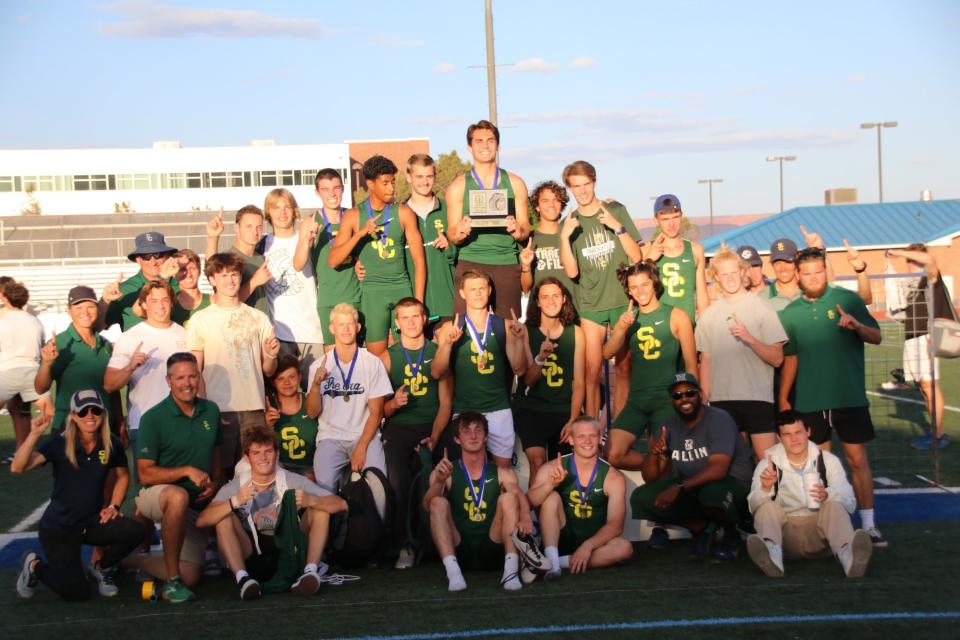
[
  {"xmin": 77, "ymin": 406, "xmax": 104, "ymax": 418},
  {"xmin": 670, "ymin": 389, "xmax": 700, "ymax": 400},
  {"xmin": 140, "ymin": 252, "xmax": 171, "ymax": 261}
]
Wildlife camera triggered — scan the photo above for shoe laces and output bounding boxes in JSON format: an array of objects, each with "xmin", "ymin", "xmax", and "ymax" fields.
[{"xmin": 319, "ymin": 573, "xmax": 360, "ymax": 586}]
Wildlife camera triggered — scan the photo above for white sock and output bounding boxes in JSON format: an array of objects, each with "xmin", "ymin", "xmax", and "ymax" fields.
[
  {"xmin": 443, "ymin": 555, "xmax": 466, "ymax": 591},
  {"xmin": 545, "ymin": 546, "xmax": 560, "ymax": 572},
  {"xmin": 559, "ymin": 555, "xmax": 570, "ymax": 569},
  {"xmin": 502, "ymin": 553, "xmax": 521, "ymax": 590},
  {"xmin": 304, "ymin": 563, "xmax": 318, "ymax": 575},
  {"xmin": 235, "ymin": 570, "xmax": 249, "ymax": 584},
  {"xmin": 860, "ymin": 509, "xmax": 875, "ymax": 530}
]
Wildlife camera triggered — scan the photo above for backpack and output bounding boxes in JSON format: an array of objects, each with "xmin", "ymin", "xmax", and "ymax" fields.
[{"xmin": 329, "ymin": 467, "xmax": 394, "ymax": 568}]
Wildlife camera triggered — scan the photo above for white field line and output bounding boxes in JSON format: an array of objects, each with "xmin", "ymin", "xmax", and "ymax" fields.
[
  {"xmin": 8, "ymin": 499, "xmax": 49, "ymax": 533},
  {"xmin": 867, "ymin": 390, "xmax": 960, "ymax": 413}
]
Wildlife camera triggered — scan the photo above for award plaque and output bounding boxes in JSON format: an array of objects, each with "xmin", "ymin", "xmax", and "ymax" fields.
[{"xmin": 469, "ymin": 188, "xmax": 509, "ymax": 227}]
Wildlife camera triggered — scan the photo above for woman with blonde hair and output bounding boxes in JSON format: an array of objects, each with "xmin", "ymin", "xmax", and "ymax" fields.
[{"xmin": 12, "ymin": 389, "xmax": 143, "ymax": 601}]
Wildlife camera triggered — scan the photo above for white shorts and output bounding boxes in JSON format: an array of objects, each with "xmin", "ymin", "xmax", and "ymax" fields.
[
  {"xmin": 454, "ymin": 408, "xmax": 515, "ymax": 459},
  {"xmin": 903, "ymin": 335, "xmax": 939, "ymax": 382},
  {"xmin": 0, "ymin": 366, "xmax": 43, "ymax": 403},
  {"xmin": 313, "ymin": 433, "xmax": 386, "ymax": 494}
]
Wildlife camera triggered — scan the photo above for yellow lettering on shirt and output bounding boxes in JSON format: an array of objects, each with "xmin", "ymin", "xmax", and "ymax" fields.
[
  {"xmin": 662, "ymin": 262, "xmax": 685, "ymax": 298},
  {"xmin": 404, "ymin": 364, "xmax": 430, "ymax": 397},
  {"xmin": 635, "ymin": 326, "xmax": 662, "ymax": 360},
  {"xmin": 281, "ymin": 426, "xmax": 307, "ymax": 460},
  {"xmin": 469, "ymin": 342, "xmax": 495, "ymax": 374},
  {"xmin": 464, "ymin": 486, "xmax": 487, "ymax": 522},
  {"xmin": 375, "ymin": 236, "xmax": 396, "ymax": 260},
  {"xmin": 568, "ymin": 488, "xmax": 593, "ymax": 519},
  {"xmin": 543, "ymin": 353, "xmax": 564, "ymax": 387}
]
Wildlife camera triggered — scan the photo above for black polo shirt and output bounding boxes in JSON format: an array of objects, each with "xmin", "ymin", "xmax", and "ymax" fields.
[{"xmin": 38, "ymin": 433, "xmax": 127, "ymax": 530}]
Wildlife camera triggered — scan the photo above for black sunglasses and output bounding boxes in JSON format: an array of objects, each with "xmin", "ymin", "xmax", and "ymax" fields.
[
  {"xmin": 139, "ymin": 252, "xmax": 172, "ymax": 261},
  {"xmin": 670, "ymin": 389, "xmax": 700, "ymax": 400},
  {"xmin": 77, "ymin": 406, "xmax": 104, "ymax": 418}
]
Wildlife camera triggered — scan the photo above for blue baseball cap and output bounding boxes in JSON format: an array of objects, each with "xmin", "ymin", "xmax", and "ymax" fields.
[{"xmin": 654, "ymin": 194, "xmax": 682, "ymax": 215}]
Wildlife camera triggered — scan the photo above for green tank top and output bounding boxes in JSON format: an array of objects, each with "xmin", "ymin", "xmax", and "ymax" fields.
[
  {"xmin": 273, "ymin": 394, "xmax": 318, "ymax": 472},
  {"xmin": 556, "ymin": 454, "xmax": 610, "ymax": 541},
  {"xmin": 532, "ymin": 229, "xmax": 579, "ymax": 309},
  {"xmin": 357, "ymin": 201, "xmax": 410, "ymax": 286},
  {"xmin": 657, "ymin": 239, "xmax": 697, "ymax": 321},
  {"xmin": 459, "ymin": 167, "xmax": 519, "ymax": 265},
  {"xmin": 386, "ymin": 340, "xmax": 440, "ymax": 425},
  {"xmin": 422, "ymin": 202, "xmax": 457, "ymax": 318},
  {"xmin": 312, "ymin": 209, "xmax": 361, "ymax": 307},
  {"xmin": 450, "ymin": 459, "xmax": 500, "ymax": 538},
  {"xmin": 452, "ymin": 317, "xmax": 511, "ymax": 414},
  {"xmin": 513, "ymin": 325, "xmax": 575, "ymax": 414},
  {"xmin": 172, "ymin": 293, "xmax": 211, "ymax": 328},
  {"xmin": 629, "ymin": 303, "xmax": 683, "ymax": 397}
]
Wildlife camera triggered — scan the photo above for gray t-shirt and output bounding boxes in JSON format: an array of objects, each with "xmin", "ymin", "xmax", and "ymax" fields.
[
  {"xmin": 214, "ymin": 471, "xmax": 328, "ymax": 535},
  {"xmin": 695, "ymin": 293, "xmax": 787, "ymax": 403},
  {"xmin": 665, "ymin": 406, "xmax": 754, "ymax": 486}
]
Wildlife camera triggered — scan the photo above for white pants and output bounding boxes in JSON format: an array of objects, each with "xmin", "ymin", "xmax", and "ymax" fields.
[{"xmin": 313, "ymin": 433, "xmax": 387, "ymax": 494}]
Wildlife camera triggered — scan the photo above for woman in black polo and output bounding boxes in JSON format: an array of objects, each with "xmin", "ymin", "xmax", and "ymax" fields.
[{"xmin": 12, "ymin": 389, "xmax": 143, "ymax": 601}]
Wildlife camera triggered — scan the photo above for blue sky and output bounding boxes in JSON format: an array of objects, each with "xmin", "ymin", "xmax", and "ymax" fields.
[{"xmin": 1, "ymin": 0, "xmax": 958, "ymax": 220}]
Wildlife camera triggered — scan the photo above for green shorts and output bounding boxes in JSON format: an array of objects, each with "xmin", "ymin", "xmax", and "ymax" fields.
[
  {"xmin": 456, "ymin": 532, "xmax": 504, "ymax": 571},
  {"xmin": 558, "ymin": 520, "xmax": 602, "ymax": 556},
  {"xmin": 579, "ymin": 304, "xmax": 628, "ymax": 328},
  {"xmin": 612, "ymin": 393, "xmax": 673, "ymax": 441},
  {"xmin": 359, "ymin": 282, "xmax": 412, "ymax": 343}
]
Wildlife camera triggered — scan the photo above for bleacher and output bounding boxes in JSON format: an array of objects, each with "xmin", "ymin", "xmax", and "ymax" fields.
[{"xmin": 0, "ymin": 212, "xmax": 228, "ymax": 311}]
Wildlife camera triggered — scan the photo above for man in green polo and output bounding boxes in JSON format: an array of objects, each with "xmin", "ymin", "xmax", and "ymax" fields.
[
  {"xmin": 133, "ymin": 352, "xmax": 222, "ymax": 603},
  {"xmin": 101, "ymin": 232, "xmax": 180, "ymax": 331}
]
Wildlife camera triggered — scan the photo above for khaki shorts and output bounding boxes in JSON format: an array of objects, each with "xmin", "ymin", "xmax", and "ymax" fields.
[{"xmin": 135, "ymin": 484, "xmax": 207, "ymax": 565}]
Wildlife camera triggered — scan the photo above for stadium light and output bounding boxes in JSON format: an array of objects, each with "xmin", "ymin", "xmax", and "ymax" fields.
[
  {"xmin": 766, "ymin": 155, "xmax": 797, "ymax": 212},
  {"xmin": 860, "ymin": 121, "xmax": 898, "ymax": 203}
]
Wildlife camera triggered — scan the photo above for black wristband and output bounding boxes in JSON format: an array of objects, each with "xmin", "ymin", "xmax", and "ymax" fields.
[{"xmin": 854, "ymin": 265, "xmax": 867, "ymax": 274}]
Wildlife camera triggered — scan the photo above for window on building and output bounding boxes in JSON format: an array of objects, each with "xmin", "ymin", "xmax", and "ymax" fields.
[
  {"xmin": 0, "ymin": 176, "xmax": 14, "ymax": 192},
  {"xmin": 207, "ymin": 171, "xmax": 244, "ymax": 188},
  {"xmin": 21, "ymin": 176, "xmax": 55, "ymax": 192},
  {"xmin": 73, "ymin": 175, "xmax": 109, "ymax": 191},
  {"xmin": 116, "ymin": 174, "xmax": 151, "ymax": 190}
]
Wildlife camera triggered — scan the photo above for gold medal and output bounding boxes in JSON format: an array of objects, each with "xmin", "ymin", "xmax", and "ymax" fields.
[
  {"xmin": 343, "ymin": 394, "xmax": 350, "ymax": 403},
  {"xmin": 477, "ymin": 354, "xmax": 488, "ymax": 370}
]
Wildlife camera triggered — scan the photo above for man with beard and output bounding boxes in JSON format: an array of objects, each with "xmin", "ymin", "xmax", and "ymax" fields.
[
  {"xmin": 778, "ymin": 248, "xmax": 885, "ymax": 547},
  {"xmin": 527, "ymin": 416, "xmax": 632, "ymax": 579},
  {"xmin": 630, "ymin": 373, "xmax": 753, "ymax": 561}
]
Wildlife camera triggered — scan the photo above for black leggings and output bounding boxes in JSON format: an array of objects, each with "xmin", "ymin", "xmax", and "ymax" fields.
[{"xmin": 37, "ymin": 517, "xmax": 144, "ymax": 601}]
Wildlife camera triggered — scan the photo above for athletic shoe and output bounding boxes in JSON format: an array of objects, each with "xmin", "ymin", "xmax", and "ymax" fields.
[
  {"xmin": 865, "ymin": 527, "xmax": 888, "ymax": 548},
  {"xmin": 746, "ymin": 535, "xmax": 784, "ymax": 577},
  {"xmin": 511, "ymin": 530, "xmax": 551, "ymax": 572},
  {"xmin": 910, "ymin": 433, "xmax": 934, "ymax": 450},
  {"xmin": 394, "ymin": 546, "xmax": 415, "ymax": 570},
  {"xmin": 648, "ymin": 526, "xmax": 669, "ymax": 549},
  {"xmin": 937, "ymin": 434, "xmax": 951, "ymax": 449},
  {"xmin": 161, "ymin": 577, "xmax": 196, "ymax": 603},
  {"xmin": 519, "ymin": 563, "xmax": 539, "ymax": 585},
  {"xmin": 238, "ymin": 575, "xmax": 261, "ymax": 601},
  {"xmin": 500, "ymin": 571, "xmax": 522, "ymax": 591},
  {"xmin": 711, "ymin": 531, "xmax": 741, "ymax": 562},
  {"xmin": 447, "ymin": 574, "xmax": 467, "ymax": 592},
  {"xmin": 0, "ymin": 455, "xmax": 13, "ymax": 465},
  {"xmin": 203, "ymin": 546, "xmax": 223, "ymax": 577},
  {"xmin": 290, "ymin": 570, "xmax": 320, "ymax": 596},
  {"xmin": 839, "ymin": 530, "xmax": 873, "ymax": 578},
  {"xmin": 16, "ymin": 551, "xmax": 39, "ymax": 598},
  {"xmin": 87, "ymin": 562, "xmax": 119, "ymax": 597}
]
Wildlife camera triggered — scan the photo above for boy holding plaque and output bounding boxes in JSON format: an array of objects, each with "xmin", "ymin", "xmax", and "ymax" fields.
[{"xmin": 446, "ymin": 120, "xmax": 530, "ymax": 318}]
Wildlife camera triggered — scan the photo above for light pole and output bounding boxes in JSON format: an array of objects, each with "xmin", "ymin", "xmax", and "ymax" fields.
[
  {"xmin": 766, "ymin": 155, "xmax": 796, "ymax": 212},
  {"xmin": 484, "ymin": 0, "xmax": 498, "ymax": 125},
  {"xmin": 860, "ymin": 121, "xmax": 897, "ymax": 202},
  {"xmin": 697, "ymin": 179, "xmax": 723, "ymax": 237}
]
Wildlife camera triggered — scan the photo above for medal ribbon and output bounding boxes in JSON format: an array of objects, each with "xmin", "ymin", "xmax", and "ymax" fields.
[
  {"xmin": 471, "ymin": 165, "xmax": 501, "ymax": 190},
  {"xmin": 333, "ymin": 348, "xmax": 359, "ymax": 400},
  {"xmin": 459, "ymin": 458, "xmax": 488, "ymax": 514},
  {"xmin": 570, "ymin": 456, "xmax": 600, "ymax": 507},
  {"xmin": 319, "ymin": 206, "xmax": 339, "ymax": 243},
  {"xmin": 464, "ymin": 312, "xmax": 491, "ymax": 361},
  {"xmin": 402, "ymin": 343, "xmax": 426, "ymax": 380},
  {"xmin": 365, "ymin": 200, "xmax": 391, "ymax": 249}
]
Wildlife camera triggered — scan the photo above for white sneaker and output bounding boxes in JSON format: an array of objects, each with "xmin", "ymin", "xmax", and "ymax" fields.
[
  {"xmin": 839, "ymin": 530, "xmax": 873, "ymax": 578},
  {"xmin": 394, "ymin": 546, "xmax": 415, "ymax": 570},
  {"xmin": 746, "ymin": 535, "xmax": 784, "ymax": 577},
  {"xmin": 16, "ymin": 551, "xmax": 38, "ymax": 598},
  {"xmin": 864, "ymin": 527, "xmax": 888, "ymax": 548},
  {"xmin": 447, "ymin": 574, "xmax": 467, "ymax": 592},
  {"xmin": 519, "ymin": 562, "xmax": 539, "ymax": 585},
  {"xmin": 510, "ymin": 529, "xmax": 551, "ymax": 572},
  {"xmin": 87, "ymin": 562, "xmax": 119, "ymax": 597}
]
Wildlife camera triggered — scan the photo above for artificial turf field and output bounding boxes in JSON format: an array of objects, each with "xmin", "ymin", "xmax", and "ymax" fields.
[{"xmin": 1, "ymin": 322, "xmax": 958, "ymax": 638}]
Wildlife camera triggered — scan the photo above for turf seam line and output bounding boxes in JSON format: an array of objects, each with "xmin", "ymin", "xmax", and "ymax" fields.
[{"xmin": 324, "ymin": 611, "xmax": 960, "ymax": 640}]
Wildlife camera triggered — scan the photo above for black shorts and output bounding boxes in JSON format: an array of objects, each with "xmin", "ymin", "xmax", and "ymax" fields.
[
  {"xmin": 799, "ymin": 407, "xmax": 875, "ymax": 445},
  {"xmin": 514, "ymin": 409, "xmax": 568, "ymax": 455},
  {"xmin": 711, "ymin": 401, "xmax": 775, "ymax": 436},
  {"xmin": 244, "ymin": 532, "xmax": 279, "ymax": 582}
]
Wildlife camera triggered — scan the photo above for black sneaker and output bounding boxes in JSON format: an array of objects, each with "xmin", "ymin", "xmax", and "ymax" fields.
[
  {"xmin": 290, "ymin": 570, "xmax": 320, "ymax": 596},
  {"xmin": 238, "ymin": 575, "xmax": 261, "ymax": 601}
]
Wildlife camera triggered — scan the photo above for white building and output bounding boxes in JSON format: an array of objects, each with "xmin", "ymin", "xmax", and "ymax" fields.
[{"xmin": 0, "ymin": 140, "xmax": 352, "ymax": 216}]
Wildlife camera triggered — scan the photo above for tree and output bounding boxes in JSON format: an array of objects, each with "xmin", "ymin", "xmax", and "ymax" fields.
[{"xmin": 353, "ymin": 150, "xmax": 470, "ymax": 206}]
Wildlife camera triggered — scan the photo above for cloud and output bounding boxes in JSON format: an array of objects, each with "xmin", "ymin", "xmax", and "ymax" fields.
[
  {"xmin": 569, "ymin": 57, "xmax": 597, "ymax": 68},
  {"xmin": 502, "ymin": 128, "xmax": 859, "ymax": 164},
  {"xmin": 99, "ymin": 1, "xmax": 325, "ymax": 38},
  {"xmin": 433, "ymin": 62, "xmax": 456, "ymax": 74},
  {"xmin": 847, "ymin": 73, "xmax": 866, "ymax": 84},
  {"xmin": 507, "ymin": 58, "xmax": 560, "ymax": 73}
]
